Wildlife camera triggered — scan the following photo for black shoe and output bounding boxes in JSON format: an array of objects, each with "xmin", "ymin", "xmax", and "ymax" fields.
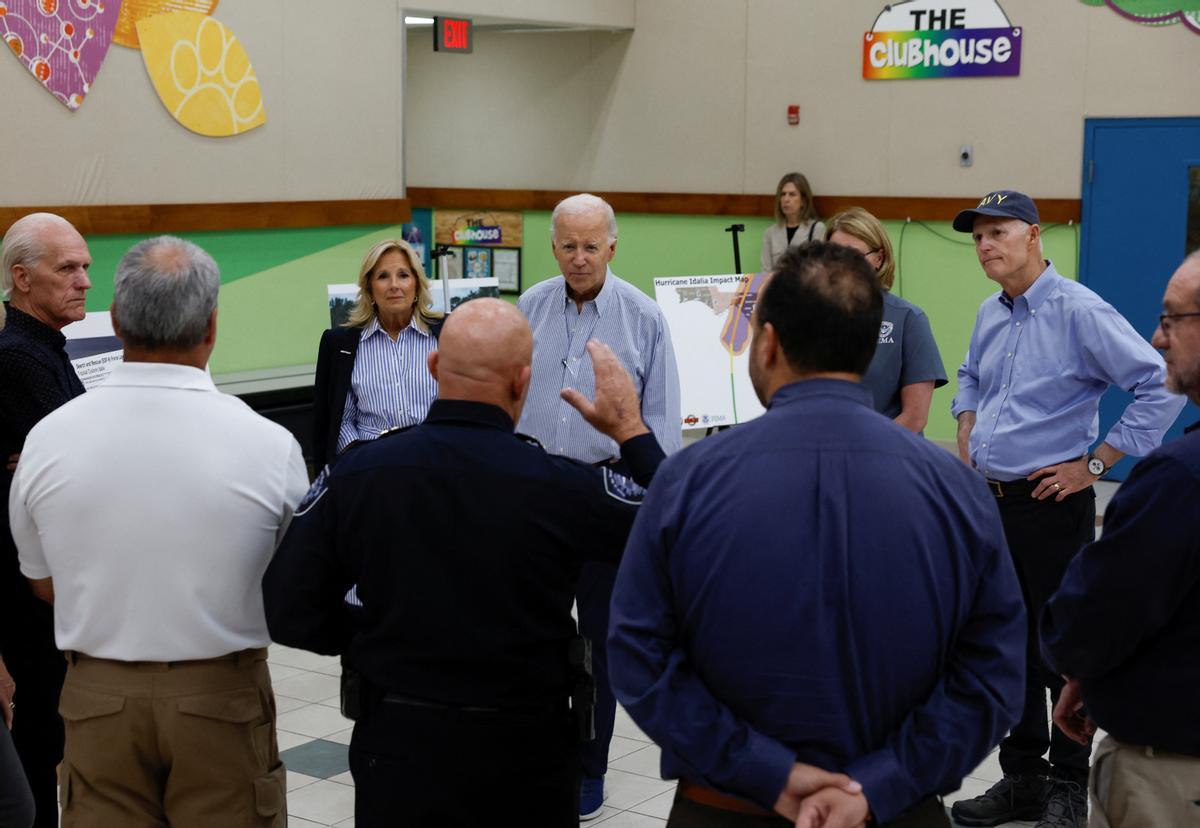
[
  {"xmin": 951, "ymin": 774, "xmax": 1052, "ymax": 826},
  {"xmin": 1035, "ymin": 779, "xmax": 1087, "ymax": 828}
]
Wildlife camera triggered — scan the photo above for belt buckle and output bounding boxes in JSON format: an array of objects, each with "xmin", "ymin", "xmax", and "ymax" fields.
[{"xmin": 988, "ymin": 479, "xmax": 1004, "ymax": 498}]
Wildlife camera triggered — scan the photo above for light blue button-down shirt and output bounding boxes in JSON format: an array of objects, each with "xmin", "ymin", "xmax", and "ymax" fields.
[
  {"xmin": 951, "ymin": 261, "xmax": 1184, "ymax": 480},
  {"xmin": 517, "ymin": 270, "xmax": 682, "ymax": 463}
]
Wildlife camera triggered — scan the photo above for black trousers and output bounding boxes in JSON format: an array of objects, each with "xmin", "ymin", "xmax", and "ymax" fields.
[
  {"xmin": 0, "ymin": 724, "xmax": 34, "ymax": 828},
  {"xmin": 577, "ymin": 559, "xmax": 618, "ymax": 779},
  {"xmin": 995, "ymin": 484, "xmax": 1095, "ymax": 784},
  {"xmin": 0, "ymin": 553, "xmax": 65, "ymax": 828},
  {"xmin": 350, "ymin": 698, "xmax": 579, "ymax": 827},
  {"xmin": 665, "ymin": 791, "xmax": 949, "ymax": 827}
]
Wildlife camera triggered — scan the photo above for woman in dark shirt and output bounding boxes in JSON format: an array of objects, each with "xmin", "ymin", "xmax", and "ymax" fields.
[{"xmin": 825, "ymin": 208, "xmax": 947, "ymax": 433}]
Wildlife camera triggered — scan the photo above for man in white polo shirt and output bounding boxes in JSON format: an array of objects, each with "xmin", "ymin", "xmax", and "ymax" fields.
[{"xmin": 7, "ymin": 236, "xmax": 308, "ymax": 826}]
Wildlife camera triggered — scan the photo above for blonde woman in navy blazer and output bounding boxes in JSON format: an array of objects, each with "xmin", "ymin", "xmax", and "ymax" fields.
[
  {"xmin": 760, "ymin": 172, "xmax": 826, "ymax": 272},
  {"xmin": 312, "ymin": 240, "xmax": 443, "ymax": 468}
]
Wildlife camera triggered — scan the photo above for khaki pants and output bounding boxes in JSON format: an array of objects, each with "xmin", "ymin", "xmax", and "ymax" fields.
[
  {"xmin": 1089, "ymin": 735, "xmax": 1200, "ymax": 827},
  {"xmin": 58, "ymin": 649, "xmax": 286, "ymax": 827}
]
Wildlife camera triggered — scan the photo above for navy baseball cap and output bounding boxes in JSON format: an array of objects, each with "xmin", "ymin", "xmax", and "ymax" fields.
[{"xmin": 952, "ymin": 190, "xmax": 1040, "ymax": 232}]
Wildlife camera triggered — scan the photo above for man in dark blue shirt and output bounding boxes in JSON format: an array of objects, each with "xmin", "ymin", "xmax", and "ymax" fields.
[
  {"xmin": 0, "ymin": 212, "xmax": 92, "ymax": 828},
  {"xmin": 1040, "ymin": 252, "xmax": 1200, "ymax": 827},
  {"xmin": 608, "ymin": 242, "xmax": 1027, "ymax": 828}
]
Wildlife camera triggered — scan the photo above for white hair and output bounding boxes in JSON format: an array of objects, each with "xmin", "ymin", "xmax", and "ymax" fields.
[
  {"xmin": 1, "ymin": 212, "xmax": 75, "ymax": 300},
  {"xmin": 550, "ymin": 194, "xmax": 618, "ymax": 243}
]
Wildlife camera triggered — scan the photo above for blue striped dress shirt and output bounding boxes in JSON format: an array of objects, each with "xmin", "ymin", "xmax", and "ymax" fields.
[
  {"xmin": 517, "ymin": 270, "xmax": 682, "ymax": 463},
  {"xmin": 951, "ymin": 261, "xmax": 1184, "ymax": 480},
  {"xmin": 336, "ymin": 315, "xmax": 439, "ymax": 453}
]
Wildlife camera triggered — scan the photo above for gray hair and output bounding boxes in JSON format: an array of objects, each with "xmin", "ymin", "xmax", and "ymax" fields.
[
  {"xmin": 550, "ymin": 194, "xmax": 618, "ymax": 243},
  {"xmin": 113, "ymin": 236, "xmax": 219, "ymax": 349},
  {"xmin": 1, "ymin": 212, "xmax": 72, "ymax": 300}
]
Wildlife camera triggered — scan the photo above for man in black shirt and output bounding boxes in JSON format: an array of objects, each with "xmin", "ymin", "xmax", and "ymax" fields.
[
  {"xmin": 263, "ymin": 298, "xmax": 666, "ymax": 827},
  {"xmin": 0, "ymin": 212, "xmax": 92, "ymax": 828}
]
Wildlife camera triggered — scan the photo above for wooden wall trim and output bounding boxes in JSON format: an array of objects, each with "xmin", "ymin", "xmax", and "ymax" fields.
[
  {"xmin": 0, "ymin": 199, "xmax": 411, "ymax": 235},
  {"xmin": 0, "ymin": 192, "xmax": 1081, "ymax": 234},
  {"xmin": 407, "ymin": 187, "xmax": 1082, "ymax": 224}
]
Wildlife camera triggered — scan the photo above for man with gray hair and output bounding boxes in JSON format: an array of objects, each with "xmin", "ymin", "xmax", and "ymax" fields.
[
  {"xmin": 517, "ymin": 193, "xmax": 682, "ymax": 818},
  {"xmin": 8, "ymin": 236, "xmax": 308, "ymax": 826},
  {"xmin": 0, "ymin": 212, "xmax": 92, "ymax": 827}
]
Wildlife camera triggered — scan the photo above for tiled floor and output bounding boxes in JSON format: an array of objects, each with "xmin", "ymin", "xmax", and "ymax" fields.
[{"xmin": 269, "ymin": 643, "xmax": 1104, "ymax": 827}]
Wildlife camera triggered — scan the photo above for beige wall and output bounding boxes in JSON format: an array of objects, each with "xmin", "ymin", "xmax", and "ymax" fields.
[
  {"xmin": 407, "ymin": 0, "xmax": 634, "ymax": 29},
  {"xmin": 0, "ymin": 0, "xmax": 405, "ymax": 205},
  {"xmin": 406, "ymin": 0, "xmax": 1200, "ymax": 198}
]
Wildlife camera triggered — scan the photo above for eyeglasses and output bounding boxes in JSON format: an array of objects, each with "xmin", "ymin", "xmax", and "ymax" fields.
[{"xmin": 1158, "ymin": 311, "xmax": 1200, "ymax": 333}]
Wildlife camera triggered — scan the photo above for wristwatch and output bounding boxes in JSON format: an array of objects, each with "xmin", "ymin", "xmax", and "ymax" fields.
[{"xmin": 1087, "ymin": 452, "xmax": 1109, "ymax": 477}]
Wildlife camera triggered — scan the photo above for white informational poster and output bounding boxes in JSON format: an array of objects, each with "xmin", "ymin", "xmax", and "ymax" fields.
[
  {"xmin": 62, "ymin": 311, "xmax": 122, "ymax": 389},
  {"xmin": 653, "ymin": 273, "xmax": 769, "ymax": 429},
  {"xmin": 493, "ymin": 248, "xmax": 520, "ymax": 293},
  {"xmin": 427, "ymin": 278, "xmax": 500, "ymax": 313},
  {"xmin": 327, "ymin": 278, "xmax": 502, "ymax": 326}
]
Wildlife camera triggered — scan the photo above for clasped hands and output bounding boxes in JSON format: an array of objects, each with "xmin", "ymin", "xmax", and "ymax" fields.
[{"xmin": 774, "ymin": 762, "xmax": 870, "ymax": 828}]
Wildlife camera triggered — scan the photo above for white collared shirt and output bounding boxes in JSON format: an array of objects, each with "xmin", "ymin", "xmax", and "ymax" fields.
[{"xmin": 9, "ymin": 361, "xmax": 309, "ymax": 661}]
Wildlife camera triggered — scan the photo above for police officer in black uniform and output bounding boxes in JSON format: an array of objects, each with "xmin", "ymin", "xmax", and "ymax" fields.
[{"xmin": 263, "ymin": 298, "xmax": 666, "ymax": 827}]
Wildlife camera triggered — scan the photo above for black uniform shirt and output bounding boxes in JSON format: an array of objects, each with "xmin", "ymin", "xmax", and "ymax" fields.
[
  {"xmin": 263, "ymin": 398, "xmax": 664, "ymax": 708},
  {"xmin": 0, "ymin": 304, "xmax": 85, "ymax": 461},
  {"xmin": 1, "ymin": 304, "xmax": 86, "ymax": 585}
]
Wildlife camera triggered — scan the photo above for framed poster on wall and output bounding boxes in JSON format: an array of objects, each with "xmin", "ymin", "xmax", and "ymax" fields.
[
  {"xmin": 493, "ymin": 247, "xmax": 521, "ymax": 293},
  {"xmin": 465, "ymin": 247, "xmax": 492, "ymax": 279}
]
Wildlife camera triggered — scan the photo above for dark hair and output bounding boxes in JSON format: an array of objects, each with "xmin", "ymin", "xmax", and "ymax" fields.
[
  {"xmin": 773, "ymin": 172, "xmax": 819, "ymax": 225},
  {"xmin": 757, "ymin": 241, "xmax": 882, "ymax": 375}
]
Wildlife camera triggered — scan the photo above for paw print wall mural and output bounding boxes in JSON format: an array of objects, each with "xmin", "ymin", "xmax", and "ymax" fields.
[
  {"xmin": 3, "ymin": 0, "xmax": 264, "ymax": 137},
  {"xmin": 137, "ymin": 11, "xmax": 263, "ymax": 136}
]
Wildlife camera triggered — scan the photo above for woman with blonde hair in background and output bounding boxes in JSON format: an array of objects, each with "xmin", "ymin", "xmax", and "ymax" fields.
[
  {"xmin": 312, "ymin": 239, "xmax": 443, "ymax": 468},
  {"xmin": 826, "ymin": 207, "xmax": 947, "ymax": 433}
]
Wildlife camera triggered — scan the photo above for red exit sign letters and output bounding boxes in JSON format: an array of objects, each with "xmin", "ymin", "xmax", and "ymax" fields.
[{"xmin": 434, "ymin": 17, "xmax": 473, "ymax": 53}]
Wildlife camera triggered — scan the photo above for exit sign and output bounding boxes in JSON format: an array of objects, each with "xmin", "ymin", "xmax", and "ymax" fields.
[{"xmin": 434, "ymin": 17, "xmax": 473, "ymax": 53}]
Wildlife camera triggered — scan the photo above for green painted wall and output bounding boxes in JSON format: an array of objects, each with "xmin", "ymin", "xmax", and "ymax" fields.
[
  {"xmin": 80, "ymin": 225, "xmax": 397, "ymax": 374},
  {"xmin": 70, "ymin": 209, "xmax": 1079, "ymax": 443}
]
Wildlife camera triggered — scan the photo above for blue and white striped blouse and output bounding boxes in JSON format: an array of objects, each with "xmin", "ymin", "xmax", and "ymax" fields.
[{"xmin": 336, "ymin": 315, "xmax": 439, "ymax": 453}]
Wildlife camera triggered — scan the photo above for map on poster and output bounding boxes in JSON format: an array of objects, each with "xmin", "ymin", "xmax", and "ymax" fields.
[
  {"xmin": 63, "ymin": 311, "xmax": 123, "ymax": 389},
  {"xmin": 653, "ymin": 273, "xmax": 768, "ymax": 429}
]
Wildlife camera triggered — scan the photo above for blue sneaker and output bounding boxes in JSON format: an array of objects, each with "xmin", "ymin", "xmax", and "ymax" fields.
[{"xmin": 579, "ymin": 775, "xmax": 605, "ymax": 821}]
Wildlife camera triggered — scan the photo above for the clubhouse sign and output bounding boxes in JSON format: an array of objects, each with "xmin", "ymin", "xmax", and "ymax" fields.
[{"xmin": 863, "ymin": 0, "xmax": 1022, "ymax": 80}]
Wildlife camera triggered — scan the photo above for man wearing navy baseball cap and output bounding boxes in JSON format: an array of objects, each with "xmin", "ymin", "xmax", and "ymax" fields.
[{"xmin": 948, "ymin": 191, "xmax": 1185, "ymax": 828}]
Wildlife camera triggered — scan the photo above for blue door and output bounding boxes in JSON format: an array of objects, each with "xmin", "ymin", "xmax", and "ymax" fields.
[{"xmin": 1080, "ymin": 117, "xmax": 1200, "ymax": 480}]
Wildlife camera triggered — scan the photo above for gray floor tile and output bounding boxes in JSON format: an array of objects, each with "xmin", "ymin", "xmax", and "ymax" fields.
[{"xmin": 281, "ymin": 738, "xmax": 351, "ymax": 780}]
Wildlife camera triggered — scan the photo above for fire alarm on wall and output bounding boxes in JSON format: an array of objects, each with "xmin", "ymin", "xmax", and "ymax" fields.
[{"xmin": 788, "ymin": 105, "xmax": 800, "ymax": 126}]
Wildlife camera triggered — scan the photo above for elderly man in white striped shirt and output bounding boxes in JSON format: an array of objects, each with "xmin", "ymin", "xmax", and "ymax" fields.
[{"xmin": 517, "ymin": 193, "xmax": 682, "ymax": 819}]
